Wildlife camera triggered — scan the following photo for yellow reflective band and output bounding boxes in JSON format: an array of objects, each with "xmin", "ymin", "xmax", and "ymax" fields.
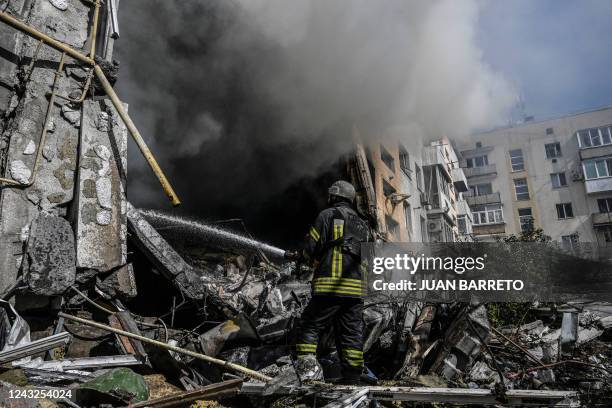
[
  {"xmin": 314, "ymin": 278, "xmax": 363, "ymax": 288},
  {"xmin": 314, "ymin": 277, "xmax": 362, "ymax": 284},
  {"xmin": 346, "ymin": 359, "xmax": 364, "ymax": 367},
  {"xmin": 331, "ymin": 222, "xmax": 344, "ymax": 278},
  {"xmin": 313, "ymin": 286, "xmax": 364, "ymax": 296},
  {"xmin": 309, "ymin": 227, "xmax": 320, "ymax": 241},
  {"xmin": 343, "ymin": 348, "xmax": 364, "ymax": 357},
  {"xmin": 313, "ymin": 285, "xmax": 363, "ymax": 293},
  {"xmin": 296, "ymin": 343, "xmax": 317, "ymax": 353}
]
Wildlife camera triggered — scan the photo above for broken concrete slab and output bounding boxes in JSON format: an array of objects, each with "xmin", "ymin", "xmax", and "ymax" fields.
[
  {"xmin": 72, "ymin": 99, "xmax": 127, "ymax": 272},
  {"xmin": 24, "ymin": 212, "xmax": 75, "ymax": 296},
  {"xmin": 127, "ymin": 202, "xmax": 208, "ymax": 300}
]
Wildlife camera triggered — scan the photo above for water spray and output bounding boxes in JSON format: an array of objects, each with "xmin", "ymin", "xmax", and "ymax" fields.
[{"xmin": 139, "ymin": 209, "xmax": 287, "ymax": 260}]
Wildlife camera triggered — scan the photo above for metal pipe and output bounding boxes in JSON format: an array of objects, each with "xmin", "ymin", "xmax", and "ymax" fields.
[
  {"xmin": 58, "ymin": 312, "xmax": 272, "ymax": 382},
  {"xmin": 0, "ymin": 53, "xmax": 66, "ymax": 187},
  {"xmin": 89, "ymin": 0, "xmax": 101, "ymax": 58},
  {"xmin": 0, "ymin": 11, "xmax": 181, "ymax": 206},
  {"xmin": 93, "ymin": 65, "xmax": 181, "ymax": 206}
]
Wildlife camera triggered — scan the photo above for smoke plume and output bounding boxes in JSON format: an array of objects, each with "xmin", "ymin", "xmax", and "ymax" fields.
[{"xmin": 116, "ymin": 0, "xmax": 517, "ymax": 244}]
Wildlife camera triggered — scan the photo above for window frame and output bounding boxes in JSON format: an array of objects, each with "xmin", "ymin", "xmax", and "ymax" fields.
[
  {"xmin": 472, "ymin": 204, "xmax": 504, "ymax": 225},
  {"xmin": 556, "ymin": 202, "xmax": 574, "ymax": 219},
  {"xmin": 545, "ymin": 142, "xmax": 562, "ymax": 159},
  {"xmin": 513, "ymin": 178, "xmax": 530, "ymax": 201},
  {"xmin": 550, "ymin": 172, "xmax": 568, "ymax": 188},
  {"xmin": 577, "ymin": 125, "xmax": 612, "ymax": 149},
  {"xmin": 518, "ymin": 208, "xmax": 534, "ymax": 232},
  {"xmin": 509, "ymin": 148, "xmax": 525, "ymax": 172},
  {"xmin": 598, "ymin": 198, "xmax": 612, "ymax": 213},
  {"xmin": 380, "ymin": 144, "xmax": 395, "ymax": 172},
  {"xmin": 582, "ymin": 157, "xmax": 612, "ymax": 180},
  {"xmin": 466, "ymin": 155, "xmax": 488, "ymax": 168}
]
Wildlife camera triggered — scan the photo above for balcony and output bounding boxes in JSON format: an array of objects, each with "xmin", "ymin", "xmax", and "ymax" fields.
[
  {"xmin": 592, "ymin": 212, "xmax": 612, "ymax": 226},
  {"xmin": 585, "ymin": 177, "xmax": 612, "ymax": 194},
  {"xmin": 465, "ymin": 192, "xmax": 501, "ymax": 206},
  {"xmin": 579, "ymin": 144, "xmax": 612, "ymax": 160},
  {"xmin": 422, "ymin": 145, "xmax": 451, "ymax": 180},
  {"xmin": 451, "ymin": 167, "xmax": 469, "ymax": 192},
  {"xmin": 462, "ymin": 163, "xmax": 497, "ymax": 179},
  {"xmin": 473, "ymin": 223, "xmax": 505, "ymax": 236}
]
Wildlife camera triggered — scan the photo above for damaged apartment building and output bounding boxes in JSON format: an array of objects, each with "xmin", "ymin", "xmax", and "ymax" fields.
[
  {"xmin": 0, "ymin": 2, "xmax": 608, "ymax": 407},
  {"xmin": 351, "ymin": 130, "xmax": 472, "ymax": 244}
]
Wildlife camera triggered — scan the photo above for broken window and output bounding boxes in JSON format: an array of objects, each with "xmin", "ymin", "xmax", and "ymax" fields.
[
  {"xmin": 556, "ymin": 203, "xmax": 574, "ymax": 219},
  {"xmin": 399, "ymin": 145, "xmax": 411, "ymax": 178},
  {"xmin": 380, "ymin": 145, "xmax": 395, "ymax": 172},
  {"xmin": 545, "ymin": 142, "xmax": 562, "ymax": 158},
  {"xmin": 466, "ymin": 155, "xmax": 488, "ymax": 168},
  {"xmin": 550, "ymin": 172, "xmax": 567, "ymax": 188},
  {"xmin": 598, "ymin": 198, "xmax": 612, "ymax": 213},
  {"xmin": 518, "ymin": 208, "xmax": 533, "ymax": 232}
]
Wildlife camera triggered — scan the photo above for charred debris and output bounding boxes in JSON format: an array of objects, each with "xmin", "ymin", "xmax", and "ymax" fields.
[{"xmin": 0, "ymin": 1, "xmax": 609, "ymax": 407}]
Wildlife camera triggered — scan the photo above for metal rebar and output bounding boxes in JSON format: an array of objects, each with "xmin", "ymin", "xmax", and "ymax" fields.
[
  {"xmin": 59, "ymin": 312, "xmax": 272, "ymax": 382},
  {"xmin": 0, "ymin": 10, "xmax": 181, "ymax": 206}
]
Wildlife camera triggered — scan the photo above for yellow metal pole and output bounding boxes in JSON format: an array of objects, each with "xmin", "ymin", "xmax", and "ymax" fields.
[
  {"xmin": 94, "ymin": 65, "xmax": 181, "ymax": 206},
  {"xmin": 0, "ymin": 11, "xmax": 181, "ymax": 206},
  {"xmin": 58, "ymin": 312, "xmax": 272, "ymax": 382}
]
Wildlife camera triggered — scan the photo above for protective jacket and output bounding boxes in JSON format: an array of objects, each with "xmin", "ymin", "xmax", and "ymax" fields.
[{"xmin": 302, "ymin": 201, "xmax": 370, "ymax": 298}]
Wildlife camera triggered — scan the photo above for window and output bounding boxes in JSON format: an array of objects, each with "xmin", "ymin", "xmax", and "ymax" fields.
[
  {"xmin": 556, "ymin": 203, "xmax": 574, "ymax": 219},
  {"xmin": 546, "ymin": 127, "xmax": 554, "ymax": 135},
  {"xmin": 382, "ymin": 179, "xmax": 396, "ymax": 197},
  {"xmin": 545, "ymin": 142, "xmax": 562, "ymax": 159},
  {"xmin": 457, "ymin": 215, "xmax": 467, "ymax": 235},
  {"xmin": 550, "ymin": 172, "xmax": 567, "ymax": 188},
  {"xmin": 518, "ymin": 208, "xmax": 533, "ymax": 232},
  {"xmin": 513, "ymin": 178, "xmax": 530, "ymax": 201},
  {"xmin": 469, "ymin": 183, "xmax": 493, "ymax": 196},
  {"xmin": 399, "ymin": 145, "xmax": 410, "ymax": 177},
  {"xmin": 380, "ymin": 145, "xmax": 395, "ymax": 172},
  {"xmin": 466, "ymin": 155, "xmax": 488, "ymax": 168},
  {"xmin": 415, "ymin": 164, "xmax": 423, "ymax": 191},
  {"xmin": 404, "ymin": 202, "xmax": 412, "ymax": 237},
  {"xmin": 583, "ymin": 158, "xmax": 612, "ymax": 179},
  {"xmin": 598, "ymin": 198, "xmax": 612, "ymax": 213},
  {"xmin": 577, "ymin": 125, "xmax": 612, "ymax": 148},
  {"xmin": 561, "ymin": 234, "xmax": 579, "ymax": 250},
  {"xmin": 475, "ymin": 142, "xmax": 482, "ymax": 148},
  {"xmin": 509, "ymin": 149, "xmax": 524, "ymax": 171},
  {"xmin": 472, "ymin": 204, "xmax": 503, "ymax": 225},
  {"xmin": 385, "ymin": 215, "xmax": 399, "ymax": 237}
]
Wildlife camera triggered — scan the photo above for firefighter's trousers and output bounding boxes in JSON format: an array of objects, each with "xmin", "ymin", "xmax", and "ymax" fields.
[{"xmin": 296, "ymin": 295, "xmax": 364, "ymax": 381}]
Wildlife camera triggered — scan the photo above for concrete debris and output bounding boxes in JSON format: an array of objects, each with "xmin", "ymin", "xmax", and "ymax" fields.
[
  {"xmin": 23, "ymin": 140, "xmax": 35, "ymax": 155},
  {"xmin": 9, "ymin": 160, "xmax": 31, "ymax": 184},
  {"xmin": 48, "ymin": 0, "xmax": 69, "ymax": 11},
  {"xmin": 24, "ymin": 213, "xmax": 76, "ymax": 296}
]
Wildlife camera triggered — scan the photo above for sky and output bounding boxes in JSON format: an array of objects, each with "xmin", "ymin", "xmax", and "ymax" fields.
[{"xmin": 478, "ymin": 0, "xmax": 612, "ymax": 121}]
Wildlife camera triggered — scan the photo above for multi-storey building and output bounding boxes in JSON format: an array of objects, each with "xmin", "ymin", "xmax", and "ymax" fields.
[
  {"xmin": 457, "ymin": 106, "xmax": 612, "ymax": 252},
  {"xmin": 351, "ymin": 131, "xmax": 471, "ymax": 243}
]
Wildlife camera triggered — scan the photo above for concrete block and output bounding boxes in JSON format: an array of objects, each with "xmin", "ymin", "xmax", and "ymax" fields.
[
  {"xmin": 73, "ymin": 100, "xmax": 127, "ymax": 271},
  {"xmin": 24, "ymin": 213, "xmax": 76, "ymax": 296}
]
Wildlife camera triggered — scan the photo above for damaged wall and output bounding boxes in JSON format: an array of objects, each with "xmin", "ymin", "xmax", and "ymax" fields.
[{"xmin": 0, "ymin": 0, "xmax": 124, "ymax": 303}]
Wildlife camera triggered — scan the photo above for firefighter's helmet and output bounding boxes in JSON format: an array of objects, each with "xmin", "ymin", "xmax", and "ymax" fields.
[{"xmin": 328, "ymin": 180, "xmax": 356, "ymax": 203}]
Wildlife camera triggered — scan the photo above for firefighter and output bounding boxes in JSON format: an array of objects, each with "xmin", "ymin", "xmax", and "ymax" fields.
[{"xmin": 287, "ymin": 180, "xmax": 370, "ymax": 384}]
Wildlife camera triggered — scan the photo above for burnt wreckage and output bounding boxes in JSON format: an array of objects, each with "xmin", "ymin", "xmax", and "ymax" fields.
[{"xmin": 0, "ymin": 2, "xmax": 609, "ymax": 407}]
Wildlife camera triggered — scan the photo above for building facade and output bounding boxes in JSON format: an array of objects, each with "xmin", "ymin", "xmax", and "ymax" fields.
[
  {"xmin": 456, "ymin": 106, "xmax": 612, "ymax": 252},
  {"xmin": 353, "ymin": 133, "xmax": 471, "ymax": 243}
]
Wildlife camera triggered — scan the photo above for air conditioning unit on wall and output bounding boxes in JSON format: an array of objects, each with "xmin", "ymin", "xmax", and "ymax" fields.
[{"xmin": 428, "ymin": 219, "xmax": 443, "ymax": 233}]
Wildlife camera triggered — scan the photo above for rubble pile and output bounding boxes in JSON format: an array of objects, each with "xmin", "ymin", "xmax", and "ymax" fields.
[{"xmin": 0, "ymin": 207, "xmax": 610, "ymax": 406}]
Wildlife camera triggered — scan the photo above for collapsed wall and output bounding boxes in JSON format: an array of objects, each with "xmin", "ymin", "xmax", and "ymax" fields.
[{"xmin": 0, "ymin": 0, "xmax": 125, "ymax": 307}]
